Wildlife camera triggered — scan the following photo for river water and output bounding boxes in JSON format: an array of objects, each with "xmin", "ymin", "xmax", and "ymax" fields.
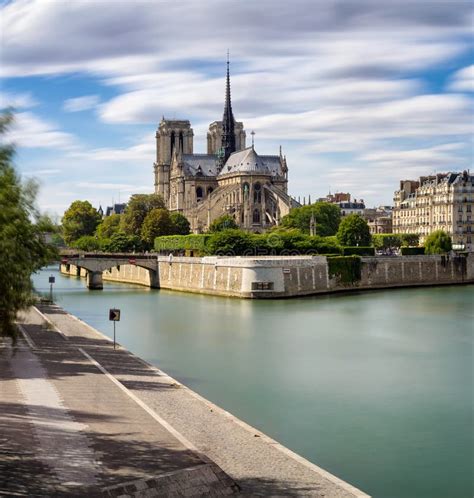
[{"xmin": 33, "ymin": 266, "xmax": 473, "ymax": 498}]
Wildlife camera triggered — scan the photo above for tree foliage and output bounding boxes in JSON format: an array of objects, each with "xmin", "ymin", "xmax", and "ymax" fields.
[
  {"xmin": 96, "ymin": 213, "xmax": 121, "ymax": 239},
  {"xmin": 0, "ymin": 111, "xmax": 57, "ymax": 338},
  {"xmin": 120, "ymin": 194, "xmax": 165, "ymax": 236},
  {"xmin": 101, "ymin": 232, "xmax": 143, "ymax": 252},
  {"xmin": 62, "ymin": 200, "xmax": 101, "ymax": 244},
  {"xmin": 424, "ymin": 230, "xmax": 452, "ymax": 254},
  {"xmin": 280, "ymin": 202, "xmax": 341, "ymax": 236},
  {"xmin": 336, "ymin": 214, "xmax": 372, "ymax": 246},
  {"xmin": 140, "ymin": 208, "xmax": 173, "ymax": 246},
  {"xmin": 169, "ymin": 212, "xmax": 191, "ymax": 235},
  {"xmin": 208, "ymin": 214, "xmax": 238, "ymax": 232}
]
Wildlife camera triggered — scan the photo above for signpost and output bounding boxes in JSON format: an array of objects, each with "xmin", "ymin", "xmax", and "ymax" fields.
[
  {"xmin": 109, "ymin": 308, "xmax": 121, "ymax": 349},
  {"xmin": 48, "ymin": 275, "xmax": 55, "ymax": 302}
]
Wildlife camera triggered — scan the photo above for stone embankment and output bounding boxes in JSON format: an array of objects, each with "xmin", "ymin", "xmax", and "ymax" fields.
[
  {"xmin": 2, "ymin": 304, "xmax": 371, "ymax": 497},
  {"xmin": 60, "ymin": 252, "xmax": 474, "ymax": 298}
]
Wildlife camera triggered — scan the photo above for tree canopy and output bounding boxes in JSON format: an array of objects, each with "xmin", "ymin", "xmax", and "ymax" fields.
[
  {"xmin": 96, "ymin": 213, "xmax": 121, "ymax": 239},
  {"xmin": 62, "ymin": 200, "xmax": 101, "ymax": 244},
  {"xmin": 169, "ymin": 212, "xmax": 191, "ymax": 235},
  {"xmin": 336, "ymin": 214, "xmax": 372, "ymax": 246},
  {"xmin": 120, "ymin": 194, "xmax": 166, "ymax": 236},
  {"xmin": 0, "ymin": 112, "xmax": 57, "ymax": 338},
  {"xmin": 424, "ymin": 230, "xmax": 452, "ymax": 254},
  {"xmin": 280, "ymin": 202, "xmax": 341, "ymax": 236},
  {"xmin": 208, "ymin": 214, "xmax": 238, "ymax": 232},
  {"xmin": 140, "ymin": 208, "xmax": 173, "ymax": 246}
]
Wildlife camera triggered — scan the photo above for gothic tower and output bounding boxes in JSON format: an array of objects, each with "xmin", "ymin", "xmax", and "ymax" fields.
[{"xmin": 154, "ymin": 118, "xmax": 193, "ymax": 204}]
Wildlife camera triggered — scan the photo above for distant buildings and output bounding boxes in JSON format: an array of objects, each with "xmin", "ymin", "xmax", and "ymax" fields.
[
  {"xmin": 318, "ymin": 192, "xmax": 366, "ymax": 216},
  {"xmin": 393, "ymin": 171, "xmax": 473, "ymax": 251},
  {"xmin": 365, "ymin": 206, "xmax": 393, "ymax": 234},
  {"xmin": 98, "ymin": 203, "xmax": 127, "ymax": 218}
]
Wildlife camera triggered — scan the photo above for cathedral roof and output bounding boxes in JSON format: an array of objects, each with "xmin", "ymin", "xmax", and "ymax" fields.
[
  {"xmin": 219, "ymin": 147, "xmax": 276, "ymax": 176},
  {"xmin": 182, "ymin": 154, "xmax": 218, "ymax": 177}
]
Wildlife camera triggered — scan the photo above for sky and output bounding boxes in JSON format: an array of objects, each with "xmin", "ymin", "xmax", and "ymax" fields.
[{"xmin": 0, "ymin": 0, "xmax": 473, "ymax": 218}]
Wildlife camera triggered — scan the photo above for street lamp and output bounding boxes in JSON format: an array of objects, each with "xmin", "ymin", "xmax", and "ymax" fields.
[{"xmin": 48, "ymin": 275, "xmax": 55, "ymax": 302}]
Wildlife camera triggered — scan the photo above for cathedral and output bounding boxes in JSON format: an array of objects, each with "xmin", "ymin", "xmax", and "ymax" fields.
[{"xmin": 153, "ymin": 60, "xmax": 296, "ymax": 233}]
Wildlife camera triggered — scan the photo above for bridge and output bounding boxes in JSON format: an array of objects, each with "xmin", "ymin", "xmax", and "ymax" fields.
[{"xmin": 60, "ymin": 253, "xmax": 159, "ymax": 289}]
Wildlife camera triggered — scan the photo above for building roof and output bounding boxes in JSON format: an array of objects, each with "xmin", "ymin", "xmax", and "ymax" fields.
[
  {"xmin": 219, "ymin": 147, "xmax": 277, "ymax": 176},
  {"xmin": 182, "ymin": 154, "xmax": 218, "ymax": 177}
]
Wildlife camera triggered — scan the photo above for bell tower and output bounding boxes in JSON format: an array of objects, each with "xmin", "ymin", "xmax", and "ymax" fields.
[{"xmin": 154, "ymin": 118, "xmax": 193, "ymax": 204}]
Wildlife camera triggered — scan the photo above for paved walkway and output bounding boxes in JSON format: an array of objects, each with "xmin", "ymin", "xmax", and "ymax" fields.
[{"xmin": 0, "ymin": 304, "xmax": 370, "ymax": 497}]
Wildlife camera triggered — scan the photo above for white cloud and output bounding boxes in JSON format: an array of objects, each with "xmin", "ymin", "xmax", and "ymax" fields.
[
  {"xmin": 0, "ymin": 90, "xmax": 37, "ymax": 109},
  {"xmin": 5, "ymin": 112, "xmax": 79, "ymax": 150},
  {"xmin": 63, "ymin": 95, "xmax": 100, "ymax": 112},
  {"xmin": 448, "ymin": 65, "xmax": 473, "ymax": 92},
  {"xmin": 2, "ymin": 0, "xmax": 473, "ymax": 211}
]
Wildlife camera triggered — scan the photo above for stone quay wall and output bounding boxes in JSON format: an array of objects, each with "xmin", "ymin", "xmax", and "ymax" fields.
[{"xmin": 60, "ymin": 253, "xmax": 474, "ymax": 298}]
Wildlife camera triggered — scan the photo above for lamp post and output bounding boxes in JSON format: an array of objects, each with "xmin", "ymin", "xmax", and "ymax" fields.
[{"xmin": 48, "ymin": 275, "xmax": 55, "ymax": 302}]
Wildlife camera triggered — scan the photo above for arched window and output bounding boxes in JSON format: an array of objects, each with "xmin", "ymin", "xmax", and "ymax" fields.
[
  {"xmin": 196, "ymin": 186, "xmax": 203, "ymax": 201},
  {"xmin": 170, "ymin": 131, "xmax": 175, "ymax": 156},
  {"xmin": 253, "ymin": 209, "xmax": 261, "ymax": 224},
  {"xmin": 243, "ymin": 182, "xmax": 250, "ymax": 200},
  {"xmin": 207, "ymin": 187, "xmax": 214, "ymax": 196},
  {"xmin": 253, "ymin": 183, "xmax": 262, "ymax": 203}
]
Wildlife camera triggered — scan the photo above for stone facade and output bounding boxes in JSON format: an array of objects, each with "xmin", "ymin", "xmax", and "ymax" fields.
[
  {"xmin": 393, "ymin": 171, "xmax": 474, "ymax": 250},
  {"xmin": 153, "ymin": 63, "xmax": 296, "ymax": 233}
]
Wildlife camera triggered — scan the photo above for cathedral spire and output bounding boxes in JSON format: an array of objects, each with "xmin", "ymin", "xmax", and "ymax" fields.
[{"xmin": 219, "ymin": 52, "xmax": 236, "ymax": 168}]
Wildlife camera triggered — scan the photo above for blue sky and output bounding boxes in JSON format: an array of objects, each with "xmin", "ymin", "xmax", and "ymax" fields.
[{"xmin": 1, "ymin": 0, "xmax": 473, "ymax": 218}]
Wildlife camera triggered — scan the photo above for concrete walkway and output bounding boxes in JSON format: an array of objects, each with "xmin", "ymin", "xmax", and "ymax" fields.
[{"xmin": 0, "ymin": 304, "xmax": 370, "ymax": 497}]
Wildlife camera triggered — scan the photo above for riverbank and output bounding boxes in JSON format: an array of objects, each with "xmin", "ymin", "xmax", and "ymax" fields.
[
  {"xmin": 3, "ymin": 303, "xmax": 370, "ymax": 497},
  {"xmin": 60, "ymin": 252, "xmax": 474, "ymax": 298}
]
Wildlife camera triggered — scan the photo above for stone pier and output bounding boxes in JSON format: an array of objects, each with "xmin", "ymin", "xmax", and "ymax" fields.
[{"xmin": 86, "ymin": 270, "xmax": 103, "ymax": 290}]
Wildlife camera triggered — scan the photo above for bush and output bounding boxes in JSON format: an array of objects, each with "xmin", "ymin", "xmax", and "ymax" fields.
[
  {"xmin": 154, "ymin": 234, "xmax": 210, "ymax": 254},
  {"xmin": 207, "ymin": 229, "xmax": 255, "ymax": 255},
  {"xmin": 154, "ymin": 230, "xmax": 342, "ymax": 256},
  {"xmin": 424, "ymin": 230, "xmax": 452, "ymax": 254},
  {"xmin": 342, "ymin": 246, "xmax": 375, "ymax": 256},
  {"xmin": 372, "ymin": 234, "xmax": 402, "ymax": 250},
  {"xmin": 400, "ymin": 246, "xmax": 425, "ymax": 255},
  {"xmin": 327, "ymin": 256, "xmax": 362, "ymax": 284},
  {"xmin": 401, "ymin": 233, "xmax": 420, "ymax": 247}
]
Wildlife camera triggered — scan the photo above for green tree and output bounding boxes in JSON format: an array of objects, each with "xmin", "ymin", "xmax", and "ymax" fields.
[
  {"xmin": 336, "ymin": 214, "xmax": 372, "ymax": 246},
  {"xmin": 96, "ymin": 213, "xmax": 121, "ymax": 239},
  {"xmin": 0, "ymin": 111, "xmax": 57, "ymax": 338},
  {"xmin": 401, "ymin": 233, "xmax": 420, "ymax": 247},
  {"xmin": 280, "ymin": 202, "xmax": 341, "ymax": 236},
  {"xmin": 424, "ymin": 230, "xmax": 452, "ymax": 254},
  {"xmin": 208, "ymin": 214, "xmax": 238, "ymax": 232},
  {"xmin": 71, "ymin": 235, "xmax": 101, "ymax": 252},
  {"xmin": 207, "ymin": 229, "xmax": 254, "ymax": 255},
  {"xmin": 121, "ymin": 194, "xmax": 166, "ymax": 236},
  {"xmin": 372, "ymin": 234, "xmax": 403, "ymax": 251},
  {"xmin": 101, "ymin": 232, "xmax": 143, "ymax": 252},
  {"xmin": 140, "ymin": 208, "xmax": 173, "ymax": 246},
  {"xmin": 170, "ymin": 212, "xmax": 191, "ymax": 235},
  {"xmin": 62, "ymin": 200, "xmax": 101, "ymax": 244}
]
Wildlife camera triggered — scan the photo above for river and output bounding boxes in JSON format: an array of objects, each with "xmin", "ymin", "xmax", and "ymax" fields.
[{"xmin": 32, "ymin": 266, "xmax": 473, "ymax": 498}]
